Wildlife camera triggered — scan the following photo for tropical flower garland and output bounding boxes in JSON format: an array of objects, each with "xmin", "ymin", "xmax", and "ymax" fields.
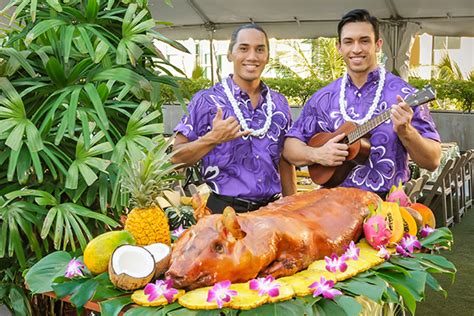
[
  {"xmin": 339, "ymin": 66, "xmax": 386, "ymax": 125},
  {"xmin": 222, "ymin": 77, "xmax": 273, "ymax": 137}
]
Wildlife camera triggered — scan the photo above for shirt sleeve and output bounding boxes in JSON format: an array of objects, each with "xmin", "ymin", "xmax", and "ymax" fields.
[
  {"xmin": 285, "ymin": 91, "xmax": 323, "ymax": 143},
  {"xmin": 173, "ymin": 90, "xmax": 212, "ymax": 142},
  {"xmin": 404, "ymin": 83, "xmax": 441, "ymax": 142},
  {"xmin": 273, "ymin": 92, "xmax": 292, "ymax": 134},
  {"xmin": 411, "ymin": 102, "xmax": 441, "ymax": 142}
]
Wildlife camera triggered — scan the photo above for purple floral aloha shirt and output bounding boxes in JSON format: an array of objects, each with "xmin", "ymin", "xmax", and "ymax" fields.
[
  {"xmin": 287, "ymin": 69, "xmax": 440, "ymax": 193},
  {"xmin": 174, "ymin": 76, "xmax": 292, "ymax": 200}
]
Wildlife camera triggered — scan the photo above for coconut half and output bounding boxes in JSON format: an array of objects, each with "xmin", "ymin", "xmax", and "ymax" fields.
[
  {"xmin": 109, "ymin": 244, "xmax": 156, "ymax": 290},
  {"xmin": 144, "ymin": 243, "xmax": 172, "ymax": 278}
]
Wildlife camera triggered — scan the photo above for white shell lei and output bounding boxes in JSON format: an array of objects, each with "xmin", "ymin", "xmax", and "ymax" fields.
[
  {"xmin": 222, "ymin": 78, "xmax": 273, "ymax": 137},
  {"xmin": 339, "ymin": 67, "xmax": 386, "ymax": 125}
]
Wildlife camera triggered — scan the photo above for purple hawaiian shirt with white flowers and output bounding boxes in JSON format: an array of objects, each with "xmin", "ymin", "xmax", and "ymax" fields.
[
  {"xmin": 287, "ymin": 69, "xmax": 440, "ymax": 193},
  {"xmin": 174, "ymin": 76, "xmax": 292, "ymax": 200}
]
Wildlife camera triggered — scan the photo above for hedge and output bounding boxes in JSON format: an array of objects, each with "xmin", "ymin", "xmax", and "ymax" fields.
[{"xmin": 162, "ymin": 77, "xmax": 474, "ymax": 112}]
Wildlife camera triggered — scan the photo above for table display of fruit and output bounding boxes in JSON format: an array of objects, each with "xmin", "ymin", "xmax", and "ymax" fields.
[{"xmin": 24, "ymin": 182, "xmax": 455, "ymax": 315}]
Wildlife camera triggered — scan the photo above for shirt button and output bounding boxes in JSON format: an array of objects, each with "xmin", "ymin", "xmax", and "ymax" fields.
[
  {"xmin": 357, "ymin": 93, "xmax": 361, "ymax": 97},
  {"xmin": 256, "ymin": 155, "xmax": 260, "ymax": 159},
  {"xmin": 258, "ymin": 179, "xmax": 262, "ymax": 183}
]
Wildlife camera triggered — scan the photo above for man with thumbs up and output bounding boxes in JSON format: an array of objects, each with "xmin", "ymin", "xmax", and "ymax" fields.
[{"xmin": 172, "ymin": 24, "xmax": 296, "ymax": 214}]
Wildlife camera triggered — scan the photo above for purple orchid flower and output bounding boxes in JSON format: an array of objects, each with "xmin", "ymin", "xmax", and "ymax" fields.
[
  {"xmin": 249, "ymin": 275, "xmax": 281, "ymax": 297},
  {"xmin": 376, "ymin": 245, "xmax": 391, "ymax": 260},
  {"xmin": 343, "ymin": 241, "xmax": 360, "ymax": 261},
  {"xmin": 309, "ymin": 276, "xmax": 342, "ymax": 300},
  {"xmin": 325, "ymin": 254, "xmax": 348, "ymax": 273},
  {"xmin": 172, "ymin": 225, "xmax": 186, "ymax": 238},
  {"xmin": 144, "ymin": 279, "xmax": 179, "ymax": 303},
  {"xmin": 420, "ymin": 225, "xmax": 435, "ymax": 238},
  {"xmin": 399, "ymin": 234, "xmax": 422, "ymax": 253},
  {"xmin": 396, "ymin": 244, "xmax": 413, "ymax": 257},
  {"xmin": 207, "ymin": 280, "xmax": 238, "ymax": 308},
  {"xmin": 65, "ymin": 258, "xmax": 84, "ymax": 278}
]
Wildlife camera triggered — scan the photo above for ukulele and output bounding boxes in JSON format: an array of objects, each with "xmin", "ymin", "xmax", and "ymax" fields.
[{"xmin": 307, "ymin": 85, "xmax": 436, "ymax": 188}]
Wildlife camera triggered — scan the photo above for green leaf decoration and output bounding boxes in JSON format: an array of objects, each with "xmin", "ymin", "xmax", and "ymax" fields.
[
  {"xmin": 333, "ymin": 295, "xmax": 363, "ymax": 316},
  {"xmin": 52, "ymin": 277, "xmax": 89, "ymax": 299},
  {"xmin": 335, "ymin": 278, "xmax": 385, "ymax": 303},
  {"xmin": 69, "ymin": 278, "xmax": 99, "ymax": 309},
  {"xmin": 99, "ymin": 296, "xmax": 133, "ymax": 316},
  {"xmin": 24, "ymin": 251, "xmax": 72, "ymax": 294}
]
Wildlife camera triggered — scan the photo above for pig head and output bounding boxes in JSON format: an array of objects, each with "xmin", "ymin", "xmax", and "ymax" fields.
[{"xmin": 165, "ymin": 207, "xmax": 277, "ymax": 289}]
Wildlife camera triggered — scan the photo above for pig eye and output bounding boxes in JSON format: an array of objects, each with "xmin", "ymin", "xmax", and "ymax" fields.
[{"xmin": 213, "ymin": 242, "xmax": 224, "ymax": 254}]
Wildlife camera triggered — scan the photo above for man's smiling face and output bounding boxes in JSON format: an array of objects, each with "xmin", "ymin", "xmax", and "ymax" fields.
[
  {"xmin": 228, "ymin": 28, "xmax": 269, "ymax": 86},
  {"xmin": 337, "ymin": 21, "xmax": 382, "ymax": 76}
]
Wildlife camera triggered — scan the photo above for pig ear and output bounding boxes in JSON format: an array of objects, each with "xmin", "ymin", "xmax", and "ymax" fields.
[{"xmin": 222, "ymin": 207, "xmax": 246, "ymax": 240}]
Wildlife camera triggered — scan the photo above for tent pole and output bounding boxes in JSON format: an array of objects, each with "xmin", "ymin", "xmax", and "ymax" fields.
[{"xmin": 209, "ymin": 31, "xmax": 214, "ymax": 84}]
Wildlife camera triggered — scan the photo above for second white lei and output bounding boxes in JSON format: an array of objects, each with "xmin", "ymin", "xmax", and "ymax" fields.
[{"xmin": 339, "ymin": 66, "xmax": 386, "ymax": 125}]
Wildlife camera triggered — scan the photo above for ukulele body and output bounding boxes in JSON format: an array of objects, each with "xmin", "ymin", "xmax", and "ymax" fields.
[{"xmin": 308, "ymin": 122, "xmax": 371, "ymax": 187}]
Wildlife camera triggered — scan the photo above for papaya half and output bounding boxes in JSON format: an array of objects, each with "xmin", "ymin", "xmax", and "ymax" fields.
[
  {"xmin": 399, "ymin": 207, "xmax": 418, "ymax": 236},
  {"xmin": 84, "ymin": 230, "xmax": 136, "ymax": 274},
  {"xmin": 377, "ymin": 202, "xmax": 404, "ymax": 243},
  {"xmin": 410, "ymin": 203, "xmax": 436, "ymax": 228}
]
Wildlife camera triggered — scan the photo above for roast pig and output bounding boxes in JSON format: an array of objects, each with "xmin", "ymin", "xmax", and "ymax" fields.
[{"xmin": 166, "ymin": 187, "xmax": 381, "ymax": 289}]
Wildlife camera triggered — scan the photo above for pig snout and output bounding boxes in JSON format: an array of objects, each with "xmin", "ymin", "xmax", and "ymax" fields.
[{"xmin": 166, "ymin": 269, "xmax": 213, "ymax": 290}]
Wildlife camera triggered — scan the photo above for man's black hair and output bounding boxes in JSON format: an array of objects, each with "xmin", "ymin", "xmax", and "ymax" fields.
[
  {"xmin": 337, "ymin": 9, "xmax": 380, "ymax": 42},
  {"xmin": 228, "ymin": 23, "xmax": 270, "ymax": 55}
]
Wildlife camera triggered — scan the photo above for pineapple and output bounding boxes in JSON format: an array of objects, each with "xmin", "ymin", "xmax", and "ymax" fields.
[
  {"xmin": 131, "ymin": 289, "xmax": 185, "ymax": 306},
  {"xmin": 121, "ymin": 137, "xmax": 181, "ymax": 246}
]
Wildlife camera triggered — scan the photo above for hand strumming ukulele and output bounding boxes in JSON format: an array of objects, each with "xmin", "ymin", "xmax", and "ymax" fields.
[{"xmin": 307, "ymin": 85, "xmax": 436, "ymax": 187}]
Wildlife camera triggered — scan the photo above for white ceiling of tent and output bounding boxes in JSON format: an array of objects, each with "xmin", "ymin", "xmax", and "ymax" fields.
[{"xmin": 149, "ymin": 0, "xmax": 474, "ymax": 39}]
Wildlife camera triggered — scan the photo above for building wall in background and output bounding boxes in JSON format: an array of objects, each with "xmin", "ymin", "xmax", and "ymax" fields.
[
  {"xmin": 410, "ymin": 34, "xmax": 474, "ymax": 79},
  {"xmin": 155, "ymin": 36, "xmax": 474, "ymax": 81}
]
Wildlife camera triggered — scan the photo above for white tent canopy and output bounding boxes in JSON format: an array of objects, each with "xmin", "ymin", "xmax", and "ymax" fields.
[{"xmin": 150, "ymin": 0, "xmax": 474, "ymax": 78}]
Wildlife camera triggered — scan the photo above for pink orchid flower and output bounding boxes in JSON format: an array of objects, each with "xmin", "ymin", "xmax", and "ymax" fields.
[
  {"xmin": 64, "ymin": 258, "xmax": 84, "ymax": 278},
  {"xmin": 172, "ymin": 225, "xmax": 186, "ymax": 238},
  {"xmin": 420, "ymin": 225, "xmax": 435, "ymax": 238},
  {"xmin": 343, "ymin": 241, "xmax": 360, "ymax": 261},
  {"xmin": 249, "ymin": 275, "xmax": 280, "ymax": 297},
  {"xmin": 144, "ymin": 279, "xmax": 178, "ymax": 303},
  {"xmin": 309, "ymin": 276, "xmax": 342, "ymax": 300},
  {"xmin": 325, "ymin": 254, "xmax": 348, "ymax": 273},
  {"xmin": 207, "ymin": 280, "xmax": 238, "ymax": 308},
  {"xmin": 376, "ymin": 245, "xmax": 391, "ymax": 260}
]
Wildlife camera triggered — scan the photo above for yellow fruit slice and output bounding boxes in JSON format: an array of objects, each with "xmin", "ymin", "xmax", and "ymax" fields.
[
  {"xmin": 228, "ymin": 283, "xmax": 267, "ymax": 310},
  {"xmin": 279, "ymin": 270, "xmax": 336, "ymax": 296},
  {"xmin": 268, "ymin": 280, "xmax": 295, "ymax": 303},
  {"xmin": 307, "ymin": 240, "xmax": 388, "ymax": 282},
  {"xmin": 131, "ymin": 289, "xmax": 185, "ymax": 306},
  {"xmin": 179, "ymin": 287, "xmax": 220, "ymax": 310}
]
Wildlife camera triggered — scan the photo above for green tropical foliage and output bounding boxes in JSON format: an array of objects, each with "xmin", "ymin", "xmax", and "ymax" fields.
[
  {"xmin": 436, "ymin": 53, "xmax": 464, "ymax": 80},
  {"xmin": 0, "ymin": 0, "xmax": 187, "ymax": 313}
]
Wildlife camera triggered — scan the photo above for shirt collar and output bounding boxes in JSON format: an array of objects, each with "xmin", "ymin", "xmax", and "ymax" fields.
[
  {"xmin": 346, "ymin": 67, "xmax": 381, "ymax": 88},
  {"xmin": 226, "ymin": 75, "xmax": 268, "ymax": 100}
]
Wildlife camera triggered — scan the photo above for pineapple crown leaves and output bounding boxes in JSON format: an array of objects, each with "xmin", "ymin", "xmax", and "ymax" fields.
[{"xmin": 121, "ymin": 135, "xmax": 184, "ymax": 208}]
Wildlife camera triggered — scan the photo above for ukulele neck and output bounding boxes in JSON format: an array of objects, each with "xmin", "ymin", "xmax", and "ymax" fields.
[{"xmin": 347, "ymin": 110, "xmax": 391, "ymax": 144}]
